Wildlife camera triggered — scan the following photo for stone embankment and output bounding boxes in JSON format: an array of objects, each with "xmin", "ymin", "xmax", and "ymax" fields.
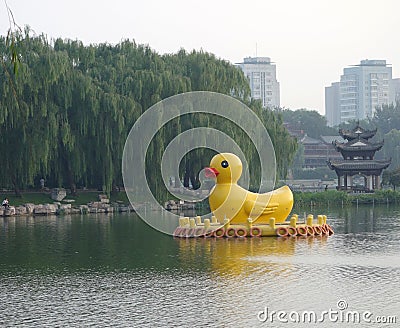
[
  {"xmin": 164, "ymin": 199, "xmax": 195, "ymax": 211},
  {"xmin": 1, "ymin": 194, "xmax": 133, "ymax": 217}
]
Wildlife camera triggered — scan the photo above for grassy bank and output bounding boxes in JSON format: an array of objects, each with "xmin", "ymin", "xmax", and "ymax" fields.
[
  {"xmin": 0, "ymin": 191, "xmax": 129, "ymax": 207},
  {"xmin": 294, "ymin": 189, "xmax": 400, "ymax": 206}
]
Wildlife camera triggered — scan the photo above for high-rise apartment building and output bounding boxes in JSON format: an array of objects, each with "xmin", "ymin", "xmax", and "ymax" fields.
[
  {"xmin": 325, "ymin": 59, "xmax": 394, "ymax": 126},
  {"xmin": 325, "ymin": 82, "xmax": 341, "ymax": 126},
  {"xmin": 238, "ymin": 57, "xmax": 280, "ymax": 108},
  {"xmin": 391, "ymin": 78, "xmax": 400, "ymax": 103}
]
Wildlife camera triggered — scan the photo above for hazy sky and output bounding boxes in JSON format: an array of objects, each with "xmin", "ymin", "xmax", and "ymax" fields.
[{"xmin": 1, "ymin": 0, "xmax": 399, "ymax": 114}]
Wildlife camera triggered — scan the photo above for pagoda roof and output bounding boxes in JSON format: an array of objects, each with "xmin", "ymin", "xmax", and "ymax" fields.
[
  {"xmin": 327, "ymin": 159, "xmax": 391, "ymax": 171},
  {"xmin": 339, "ymin": 122, "xmax": 377, "ymax": 141},
  {"xmin": 300, "ymin": 135, "xmax": 321, "ymax": 145},
  {"xmin": 333, "ymin": 138, "xmax": 384, "ymax": 152},
  {"xmin": 321, "ymin": 135, "xmax": 345, "ymax": 144}
]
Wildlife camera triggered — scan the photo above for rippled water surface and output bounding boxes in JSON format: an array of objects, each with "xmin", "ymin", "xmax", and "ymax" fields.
[{"xmin": 1, "ymin": 206, "xmax": 399, "ymax": 327}]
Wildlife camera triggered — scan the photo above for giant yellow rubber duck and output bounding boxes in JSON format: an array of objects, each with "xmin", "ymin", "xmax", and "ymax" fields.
[{"xmin": 205, "ymin": 153, "xmax": 293, "ymax": 224}]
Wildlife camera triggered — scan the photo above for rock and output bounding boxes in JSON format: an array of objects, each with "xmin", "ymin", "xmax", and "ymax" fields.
[
  {"xmin": 57, "ymin": 203, "xmax": 72, "ymax": 215},
  {"xmin": 98, "ymin": 194, "xmax": 108, "ymax": 199},
  {"xmin": 88, "ymin": 201, "xmax": 101, "ymax": 208},
  {"xmin": 105, "ymin": 207, "xmax": 114, "ymax": 213},
  {"xmin": 63, "ymin": 199, "xmax": 75, "ymax": 203},
  {"xmin": 79, "ymin": 205, "xmax": 88, "ymax": 214},
  {"xmin": 46, "ymin": 204, "xmax": 57, "ymax": 214},
  {"xmin": 71, "ymin": 208, "xmax": 81, "ymax": 214},
  {"xmin": 51, "ymin": 188, "xmax": 67, "ymax": 201},
  {"xmin": 60, "ymin": 208, "xmax": 72, "ymax": 214},
  {"xmin": 4, "ymin": 206, "xmax": 16, "ymax": 216},
  {"xmin": 0, "ymin": 208, "xmax": 3, "ymax": 216},
  {"xmin": 25, "ymin": 203, "xmax": 35, "ymax": 214},
  {"xmin": 88, "ymin": 201, "xmax": 111, "ymax": 209},
  {"xmin": 118, "ymin": 206, "xmax": 130, "ymax": 212},
  {"xmin": 33, "ymin": 205, "xmax": 45, "ymax": 215},
  {"xmin": 34, "ymin": 204, "xmax": 57, "ymax": 215},
  {"xmin": 100, "ymin": 198, "xmax": 110, "ymax": 204},
  {"xmin": 164, "ymin": 199, "xmax": 195, "ymax": 210},
  {"xmin": 15, "ymin": 206, "xmax": 27, "ymax": 215}
]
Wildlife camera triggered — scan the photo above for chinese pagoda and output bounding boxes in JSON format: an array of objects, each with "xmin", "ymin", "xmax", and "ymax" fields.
[{"xmin": 327, "ymin": 123, "xmax": 391, "ymax": 192}]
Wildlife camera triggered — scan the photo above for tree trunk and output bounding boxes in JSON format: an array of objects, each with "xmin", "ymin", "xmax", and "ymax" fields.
[
  {"xmin": 174, "ymin": 175, "xmax": 180, "ymax": 188},
  {"xmin": 183, "ymin": 171, "xmax": 190, "ymax": 188},
  {"xmin": 183, "ymin": 161, "xmax": 190, "ymax": 188},
  {"xmin": 11, "ymin": 176, "xmax": 22, "ymax": 198},
  {"xmin": 61, "ymin": 144, "xmax": 77, "ymax": 196},
  {"xmin": 67, "ymin": 168, "xmax": 77, "ymax": 196},
  {"xmin": 189, "ymin": 170, "xmax": 200, "ymax": 190}
]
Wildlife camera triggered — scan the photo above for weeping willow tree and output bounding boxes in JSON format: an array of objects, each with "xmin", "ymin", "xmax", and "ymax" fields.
[
  {"xmin": 0, "ymin": 33, "xmax": 65, "ymax": 195},
  {"xmin": 0, "ymin": 30, "xmax": 297, "ymax": 197}
]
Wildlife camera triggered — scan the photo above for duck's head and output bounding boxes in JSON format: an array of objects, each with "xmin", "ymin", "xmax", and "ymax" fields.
[{"xmin": 205, "ymin": 153, "xmax": 242, "ymax": 184}]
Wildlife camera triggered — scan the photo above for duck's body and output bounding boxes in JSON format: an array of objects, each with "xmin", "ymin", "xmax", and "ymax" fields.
[{"xmin": 206, "ymin": 153, "xmax": 293, "ymax": 224}]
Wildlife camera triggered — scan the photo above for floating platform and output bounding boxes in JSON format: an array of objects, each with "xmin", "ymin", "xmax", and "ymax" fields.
[{"xmin": 173, "ymin": 214, "xmax": 334, "ymax": 238}]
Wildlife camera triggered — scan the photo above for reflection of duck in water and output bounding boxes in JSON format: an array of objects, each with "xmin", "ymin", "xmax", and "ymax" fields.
[
  {"xmin": 176, "ymin": 236, "xmax": 317, "ymax": 276},
  {"xmin": 205, "ymin": 153, "xmax": 293, "ymax": 224}
]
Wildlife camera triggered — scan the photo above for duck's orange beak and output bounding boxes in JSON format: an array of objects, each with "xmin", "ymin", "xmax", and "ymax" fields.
[{"xmin": 205, "ymin": 167, "xmax": 219, "ymax": 178}]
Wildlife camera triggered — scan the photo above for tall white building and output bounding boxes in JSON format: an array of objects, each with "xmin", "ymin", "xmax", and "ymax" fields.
[
  {"xmin": 238, "ymin": 57, "xmax": 280, "ymax": 108},
  {"xmin": 325, "ymin": 59, "xmax": 394, "ymax": 126},
  {"xmin": 391, "ymin": 78, "xmax": 400, "ymax": 103},
  {"xmin": 325, "ymin": 82, "xmax": 341, "ymax": 126}
]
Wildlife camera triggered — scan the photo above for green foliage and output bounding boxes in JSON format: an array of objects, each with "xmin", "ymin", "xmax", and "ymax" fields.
[
  {"xmin": 0, "ymin": 190, "xmax": 129, "ymax": 207},
  {"xmin": 348, "ymin": 189, "xmax": 400, "ymax": 204},
  {"xmin": 294, "ymin": 190, "xmax": 350, "ymax": 206},
  {"xmin": 371, "ymin": 189, "xmax": 400, "ymax": 203},
  {"xmin": 1, "ymin": 192, "xmax": 53, "ymax": 206},
  {"xmin": 382, "ymin": 167, "xmax": 400, "ymax": 190},
  {"xmin": 279, "ymin": 108, "xmax": 337, "ymax": 138},
  {"xmin": 2, "ymin": 2, "xmax": 23, "ymax": 75},
  {"xmin": 252, "ymin": 102, "xmax": 298, "ymax": 180},
  {"xmin": 381, "ymin": 129, "xmax": 400, "ymax": 169},
  {"xmin": 0, "ymin": 31, "xmax": 297, "ymax": 199},
  {"xmin": 371, "ymin": 102, "xmax": 400, "ymax": 135},
  {"xmin": 294, "ymin": 189, "xmax": 400, "ymax": 207}
]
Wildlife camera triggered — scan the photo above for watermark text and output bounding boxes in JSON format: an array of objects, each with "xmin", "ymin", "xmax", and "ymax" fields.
[{"xmin": 257, "ymin": 300, "xmax": 397, "ymax": 324}]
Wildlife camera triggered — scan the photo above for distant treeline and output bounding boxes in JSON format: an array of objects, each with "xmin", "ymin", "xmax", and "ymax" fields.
[
  {"xmin": 294, "ymin": 189, "xmax": 400, "ymax": 206},
  {"xmin": 0, "ymin": 31, "xmax": 297, "ymax": 198}
]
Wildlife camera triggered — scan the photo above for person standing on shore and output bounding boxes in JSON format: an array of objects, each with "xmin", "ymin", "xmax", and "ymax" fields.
[{"xmin": 2, "ymin": 198, "xmax": 9, "ymax": 208}]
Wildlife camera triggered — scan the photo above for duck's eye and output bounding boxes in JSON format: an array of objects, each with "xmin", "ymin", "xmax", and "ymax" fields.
[{"xmin": 221, "ymin": 160, "xmax": 229, "ymax": 168}]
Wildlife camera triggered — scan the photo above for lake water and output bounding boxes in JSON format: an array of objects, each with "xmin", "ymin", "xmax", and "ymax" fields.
[{"xmin": 0, "ymin": 205, "xmax": 399, "ymax": 327}]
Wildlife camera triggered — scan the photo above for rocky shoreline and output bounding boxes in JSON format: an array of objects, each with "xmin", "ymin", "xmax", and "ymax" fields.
[
  {"xmin": 1, "ymin": 191, "xmax": 200, "ymax": 217},
  {"xmin": 1, "ymin": 197, "xmax": 134, "ymax": 217}
]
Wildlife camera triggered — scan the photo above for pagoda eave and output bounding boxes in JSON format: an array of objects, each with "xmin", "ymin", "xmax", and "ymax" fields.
[
  {"xmin": 339, "ymin": 123, "xmax": 377, "ymax": 141},
  {"xmin": 327, "ymin": 159, "xmax": 391, "ymax": 176},
  {"xmin": 339, "ymin": 130, "xmax": 377, "ymax": 140},
  {"xmin": 334, "ymin": 143, "xmax": 384, "ymax": 152}
]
